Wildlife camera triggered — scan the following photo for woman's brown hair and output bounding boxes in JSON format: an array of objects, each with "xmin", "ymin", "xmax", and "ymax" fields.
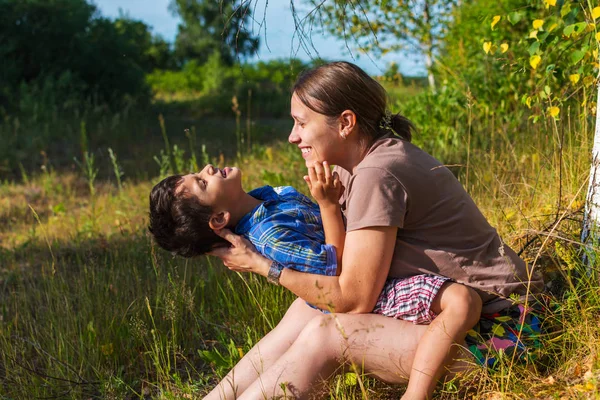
[{"xmin": 292, "ymin": 61, "xmax": 413, "ymax": 143}]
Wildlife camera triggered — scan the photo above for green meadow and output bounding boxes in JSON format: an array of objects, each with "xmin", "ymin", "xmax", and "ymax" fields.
[{"xmin": 2, "ymin": 0, "xmax": 600, "ymax": 398}]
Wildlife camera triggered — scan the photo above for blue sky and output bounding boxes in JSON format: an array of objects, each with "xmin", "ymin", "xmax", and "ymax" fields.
[{"xmin": 91, "ymin": 0, "xmax": 425, "ymax": 76}]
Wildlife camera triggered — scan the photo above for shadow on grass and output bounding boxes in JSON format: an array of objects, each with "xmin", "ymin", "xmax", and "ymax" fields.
[{"xmin": 0, "ymin": 232, "xmax": 294, "ymax": 399}]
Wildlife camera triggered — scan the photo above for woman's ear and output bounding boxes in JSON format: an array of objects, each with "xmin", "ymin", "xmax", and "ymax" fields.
[
  {"xmin": 209, "ymin": 211, "xmax": 231, "ymax": 231},
  {"xmin": 339, "ymin": 110, "xmax": 357, "ymax": 139}
]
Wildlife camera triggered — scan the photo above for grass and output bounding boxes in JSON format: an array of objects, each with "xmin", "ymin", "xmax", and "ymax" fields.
[{"xmin": 0, "ymin": 86, "xmax": 599, "ymax": 399}]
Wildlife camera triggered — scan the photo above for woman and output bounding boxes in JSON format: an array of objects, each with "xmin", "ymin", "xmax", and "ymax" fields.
[{"xmin": 204, "ymin": 62, "xmax": 544, "ymax": 399}]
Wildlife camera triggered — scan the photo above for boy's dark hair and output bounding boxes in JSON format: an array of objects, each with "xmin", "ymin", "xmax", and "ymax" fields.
[{"xmin": 148, "ymin": 175, "xmax": 229, "ymax": 257}]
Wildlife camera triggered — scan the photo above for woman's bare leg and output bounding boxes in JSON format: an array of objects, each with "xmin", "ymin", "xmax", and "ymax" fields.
[
  {"xmin": 203, "ymin": 298, "xmax": 323, "ymax": 400},
  {"xmin": 236, "ymin": 313, "xmax": 433, "ymax": 399},
  {"xmin": 238, "ymin": 312, "xmax": 476, "ymax": 399}
]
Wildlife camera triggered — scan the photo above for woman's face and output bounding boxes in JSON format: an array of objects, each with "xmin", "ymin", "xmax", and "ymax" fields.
[{"xmin": 289, "ymin": 93, "xmax": 343, "ymax": 167}]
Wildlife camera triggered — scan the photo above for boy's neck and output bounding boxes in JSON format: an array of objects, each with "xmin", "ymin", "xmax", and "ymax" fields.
[{"xmin": 227, "ymin": 192, "xmax": 263, "ymax": 227}]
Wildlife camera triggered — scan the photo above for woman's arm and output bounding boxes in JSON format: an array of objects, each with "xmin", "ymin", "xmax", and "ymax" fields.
[{"xmin": 211, "ymin": 225, "xmax": 397, "ymax": 313}]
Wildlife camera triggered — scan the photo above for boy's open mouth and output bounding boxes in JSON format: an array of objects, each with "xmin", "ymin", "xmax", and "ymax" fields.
[{"xmin": 220, "ymin": 167, "xmax": 232, "ymax": 178}]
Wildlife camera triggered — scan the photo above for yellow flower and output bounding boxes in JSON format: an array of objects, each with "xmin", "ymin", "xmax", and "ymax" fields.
[
  {"xmin": 596, "ymin": 32, "xmax": 600, "ymax": 42},
  {"xmin": 533, "ymin": 19, "xmax": 544, "ymax": 30},
  {"xmin": 491, "ymin": 15, "xmax": 501, "ymax": 30},
  {"xmin": 525, "ymin": 97, "xmax": 532, "ymax": 108},
  {"xmin": 570, "ymin": 74, "xmax": 580, "ymax": 84},
  {"xmin": 545, "ymin": 0, "xmax": 556, "ymax": 7},
  {"xmin": 529, "ymin": 30, "xmax": 538, "ymax": 39},
  {"xmin": 593, "ymin": 7, "xmax": 600, "ymax": 20},
  {"xmin": 500, "ymin": 43, "xmax": 509, "ymax": 53},
  {"xmin": 483, "ymin": 41, "xmax": 492, "ymax": 54},
  {"xmin": 530, "ymin": 55, "xmax": 541, "ymax": 69},
  {"xmin": 548, "ymin": 106, "xmax": 560, "ymax": 118}
]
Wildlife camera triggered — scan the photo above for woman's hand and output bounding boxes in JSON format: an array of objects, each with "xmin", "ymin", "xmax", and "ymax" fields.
[
  {"xmin": 208, "ymin": 229, "xmax": 271, "ymax": 277},
  {"xmin": 304, "ymin": 161, "xmax": 344, "ymax": 208}
]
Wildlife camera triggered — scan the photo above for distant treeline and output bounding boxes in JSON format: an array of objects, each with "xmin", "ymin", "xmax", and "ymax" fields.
[
  {"xmin": 0, "ymin": 0, "xmax": 268, "ymax": 114},
  {"xmin": 0, "ymin": 0, "xmax": 430, "ymax": 120}
]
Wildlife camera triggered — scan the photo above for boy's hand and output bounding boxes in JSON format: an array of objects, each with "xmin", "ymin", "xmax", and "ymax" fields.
[{"xmin": 304, "ymin": 161, "xmax": 344, "ymax": 207}]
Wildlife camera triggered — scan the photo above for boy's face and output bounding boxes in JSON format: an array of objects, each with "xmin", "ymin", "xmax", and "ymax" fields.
[{"xmin": 177, "ymin": 164, "xmax": 243, "ymax": 212}]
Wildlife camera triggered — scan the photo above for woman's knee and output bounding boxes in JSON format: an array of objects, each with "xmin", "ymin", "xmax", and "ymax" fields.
[{"xmin": 294, "ymin": 313, "xmax": 346, "ymax": 357}]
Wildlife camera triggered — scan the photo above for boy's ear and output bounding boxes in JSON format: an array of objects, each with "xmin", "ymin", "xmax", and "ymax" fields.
[{"xmin": 209, "ymin": 211, "xmax": 231, "ymax": 231}]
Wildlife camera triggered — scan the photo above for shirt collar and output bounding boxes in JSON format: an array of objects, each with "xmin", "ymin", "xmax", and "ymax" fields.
[{"xmin": 234, "ymin": 186, "xmax": 277, "ymax": 235}]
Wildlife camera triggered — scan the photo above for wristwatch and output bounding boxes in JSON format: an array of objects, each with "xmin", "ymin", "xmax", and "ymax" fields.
[{"xmin": 267, "ymin": 261, "xmax": 284, "ymax": 286}]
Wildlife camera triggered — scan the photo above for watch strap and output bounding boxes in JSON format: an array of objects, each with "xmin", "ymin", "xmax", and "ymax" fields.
[{"xmin": 267, "ymin": 261, "xmax": 284, "ymax": 285}]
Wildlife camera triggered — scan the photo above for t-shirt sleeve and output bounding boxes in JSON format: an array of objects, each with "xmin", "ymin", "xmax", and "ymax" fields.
[{"xmin": 344, "ymin": 167, "xmax": 408, "ymax": 231}]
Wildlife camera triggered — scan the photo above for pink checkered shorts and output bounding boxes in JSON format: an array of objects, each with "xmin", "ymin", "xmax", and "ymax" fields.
[{"xmin": 372, "ymin": 275, "xmax": 449, "ymax": 324}]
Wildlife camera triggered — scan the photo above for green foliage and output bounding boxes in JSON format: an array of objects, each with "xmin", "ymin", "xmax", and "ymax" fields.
[
  {"xmin": 147, "ymin": 58, "xmax": 310, "ymax": 118},
  {"xmin": 0, "ymin": 0, "xmax": 172, "ymax": 111},
  {"xmin": 169, "ymin": 0, "xmax": 259, "ymax": 66},
  {"xmin": 304, "ymin": 0, "xmax": 458, "ymax": 88},
  {"xmin": 438, "ymin": 0, "xmax": 598, "ymax": 121}
]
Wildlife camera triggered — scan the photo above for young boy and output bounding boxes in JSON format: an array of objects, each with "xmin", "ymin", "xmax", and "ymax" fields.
[{"xmin": 149, "ymin": 163, "xmax": 482, "ymax": 398}]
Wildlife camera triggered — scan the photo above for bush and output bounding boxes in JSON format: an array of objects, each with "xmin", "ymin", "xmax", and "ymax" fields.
[{"xmin": 148, "ymin": 58, "xmax": 311, "ymax": 118}]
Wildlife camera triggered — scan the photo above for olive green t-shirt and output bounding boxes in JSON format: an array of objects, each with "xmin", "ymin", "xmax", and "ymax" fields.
[{"xmin": 335, "ymin": 136, "xmax": 544, "ymax": 313}]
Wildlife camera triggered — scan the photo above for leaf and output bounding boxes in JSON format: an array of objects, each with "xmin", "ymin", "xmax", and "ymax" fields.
[
  {"xmin": 545, "ymin": 64, "xmax": 555, "ymax": 73},
  {"xmin": 563, "ymin": 24, "xmax": 575, "ymax": 37},
  {"xmin": 483, "ymin": 41, "xmax": 492, "ymax": 54},
  {"xmin": 528, "ymin": 41, "xmax": 540, "ymax": 55},
  {"xmin": 507, "ymin": 11, "xmax": 522, "ymax": 25},
  {"xmin": 561, "ymin": 2, "xmax": 572, "ymax": 17},
  {"xmin": 491, "ymin": 15, "xmax": 501, "ymax": 30},
  {"xmin": 570, "ymin": 74, "xmax": 580, "ymax": 84},
  {"xmin": 500, "ymin": 43, "xmax": 509, "ymax": 53},
  {"xmin": 530, "ymin": 55, "xmax": 542, "ymax": 69},
  {"xmin": 344, "ymin": 372, "xmax": 358, "ymax": 386},
  {"xmin": 533, "ymin": 19, "xmax": 544, "ymax": 30},
  {"xmin": 570, "ymin": 50, "xmax": 586, "ymax": 65},
  {"xmin": 573, "ymin": 22, "xmax": 588, "ymax": 36},
  {"xmin": 548, "ymin": 107, "xmax": 560, "ymax": 118},
  {"xmin": 593, "ymin": 7, "xmax": 600, "ymax": 20},
  {"xmin": 525, "ymin": 97, "xmax": 532, "ymax": 108},
  {"xmin": 529, "ymin": 30, "xmax": 538, "ymax": 39}
]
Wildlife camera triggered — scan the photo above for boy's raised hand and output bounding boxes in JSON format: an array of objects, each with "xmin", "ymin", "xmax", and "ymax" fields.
[{"xmin": 304, "ymin": 161, "xmax": 344, "ymax": 206}]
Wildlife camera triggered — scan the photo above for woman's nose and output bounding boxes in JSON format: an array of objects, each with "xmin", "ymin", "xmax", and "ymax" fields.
[{"xmin": 288, "ymin": 129, "xmax": 300, "ymax": 144}]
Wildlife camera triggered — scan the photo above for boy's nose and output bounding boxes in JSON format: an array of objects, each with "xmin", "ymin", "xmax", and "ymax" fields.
[{"xmin": 202, "ymin": 164, "xmax": 214, "ymax": 175}]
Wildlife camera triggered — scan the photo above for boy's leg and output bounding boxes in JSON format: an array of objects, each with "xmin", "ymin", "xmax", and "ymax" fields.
[
  {"xmin": 402, "ymin": 282, "xmax": 482, "ymax": 400},
  {"xmin": 203, "ymin": 297, "xmax": 323, "ymax": 400}
]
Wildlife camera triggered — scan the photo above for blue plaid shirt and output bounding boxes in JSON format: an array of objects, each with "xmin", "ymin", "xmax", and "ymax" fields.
[{"xmin": 234, "ymin": 186, "xmax": 338, "ymax": 276}]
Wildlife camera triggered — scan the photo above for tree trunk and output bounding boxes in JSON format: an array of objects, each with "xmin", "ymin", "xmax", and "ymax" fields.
[
  {"xmin": 423, "ymin": 0, "xmax": 436, "ymax": 91},
  {"xmin": 581, "ymin": 80, "xmax": 600, "ymax": 273},
  {"xmin": 425, "ymin": 51, "xmax": 435, "ymax": 91}
]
